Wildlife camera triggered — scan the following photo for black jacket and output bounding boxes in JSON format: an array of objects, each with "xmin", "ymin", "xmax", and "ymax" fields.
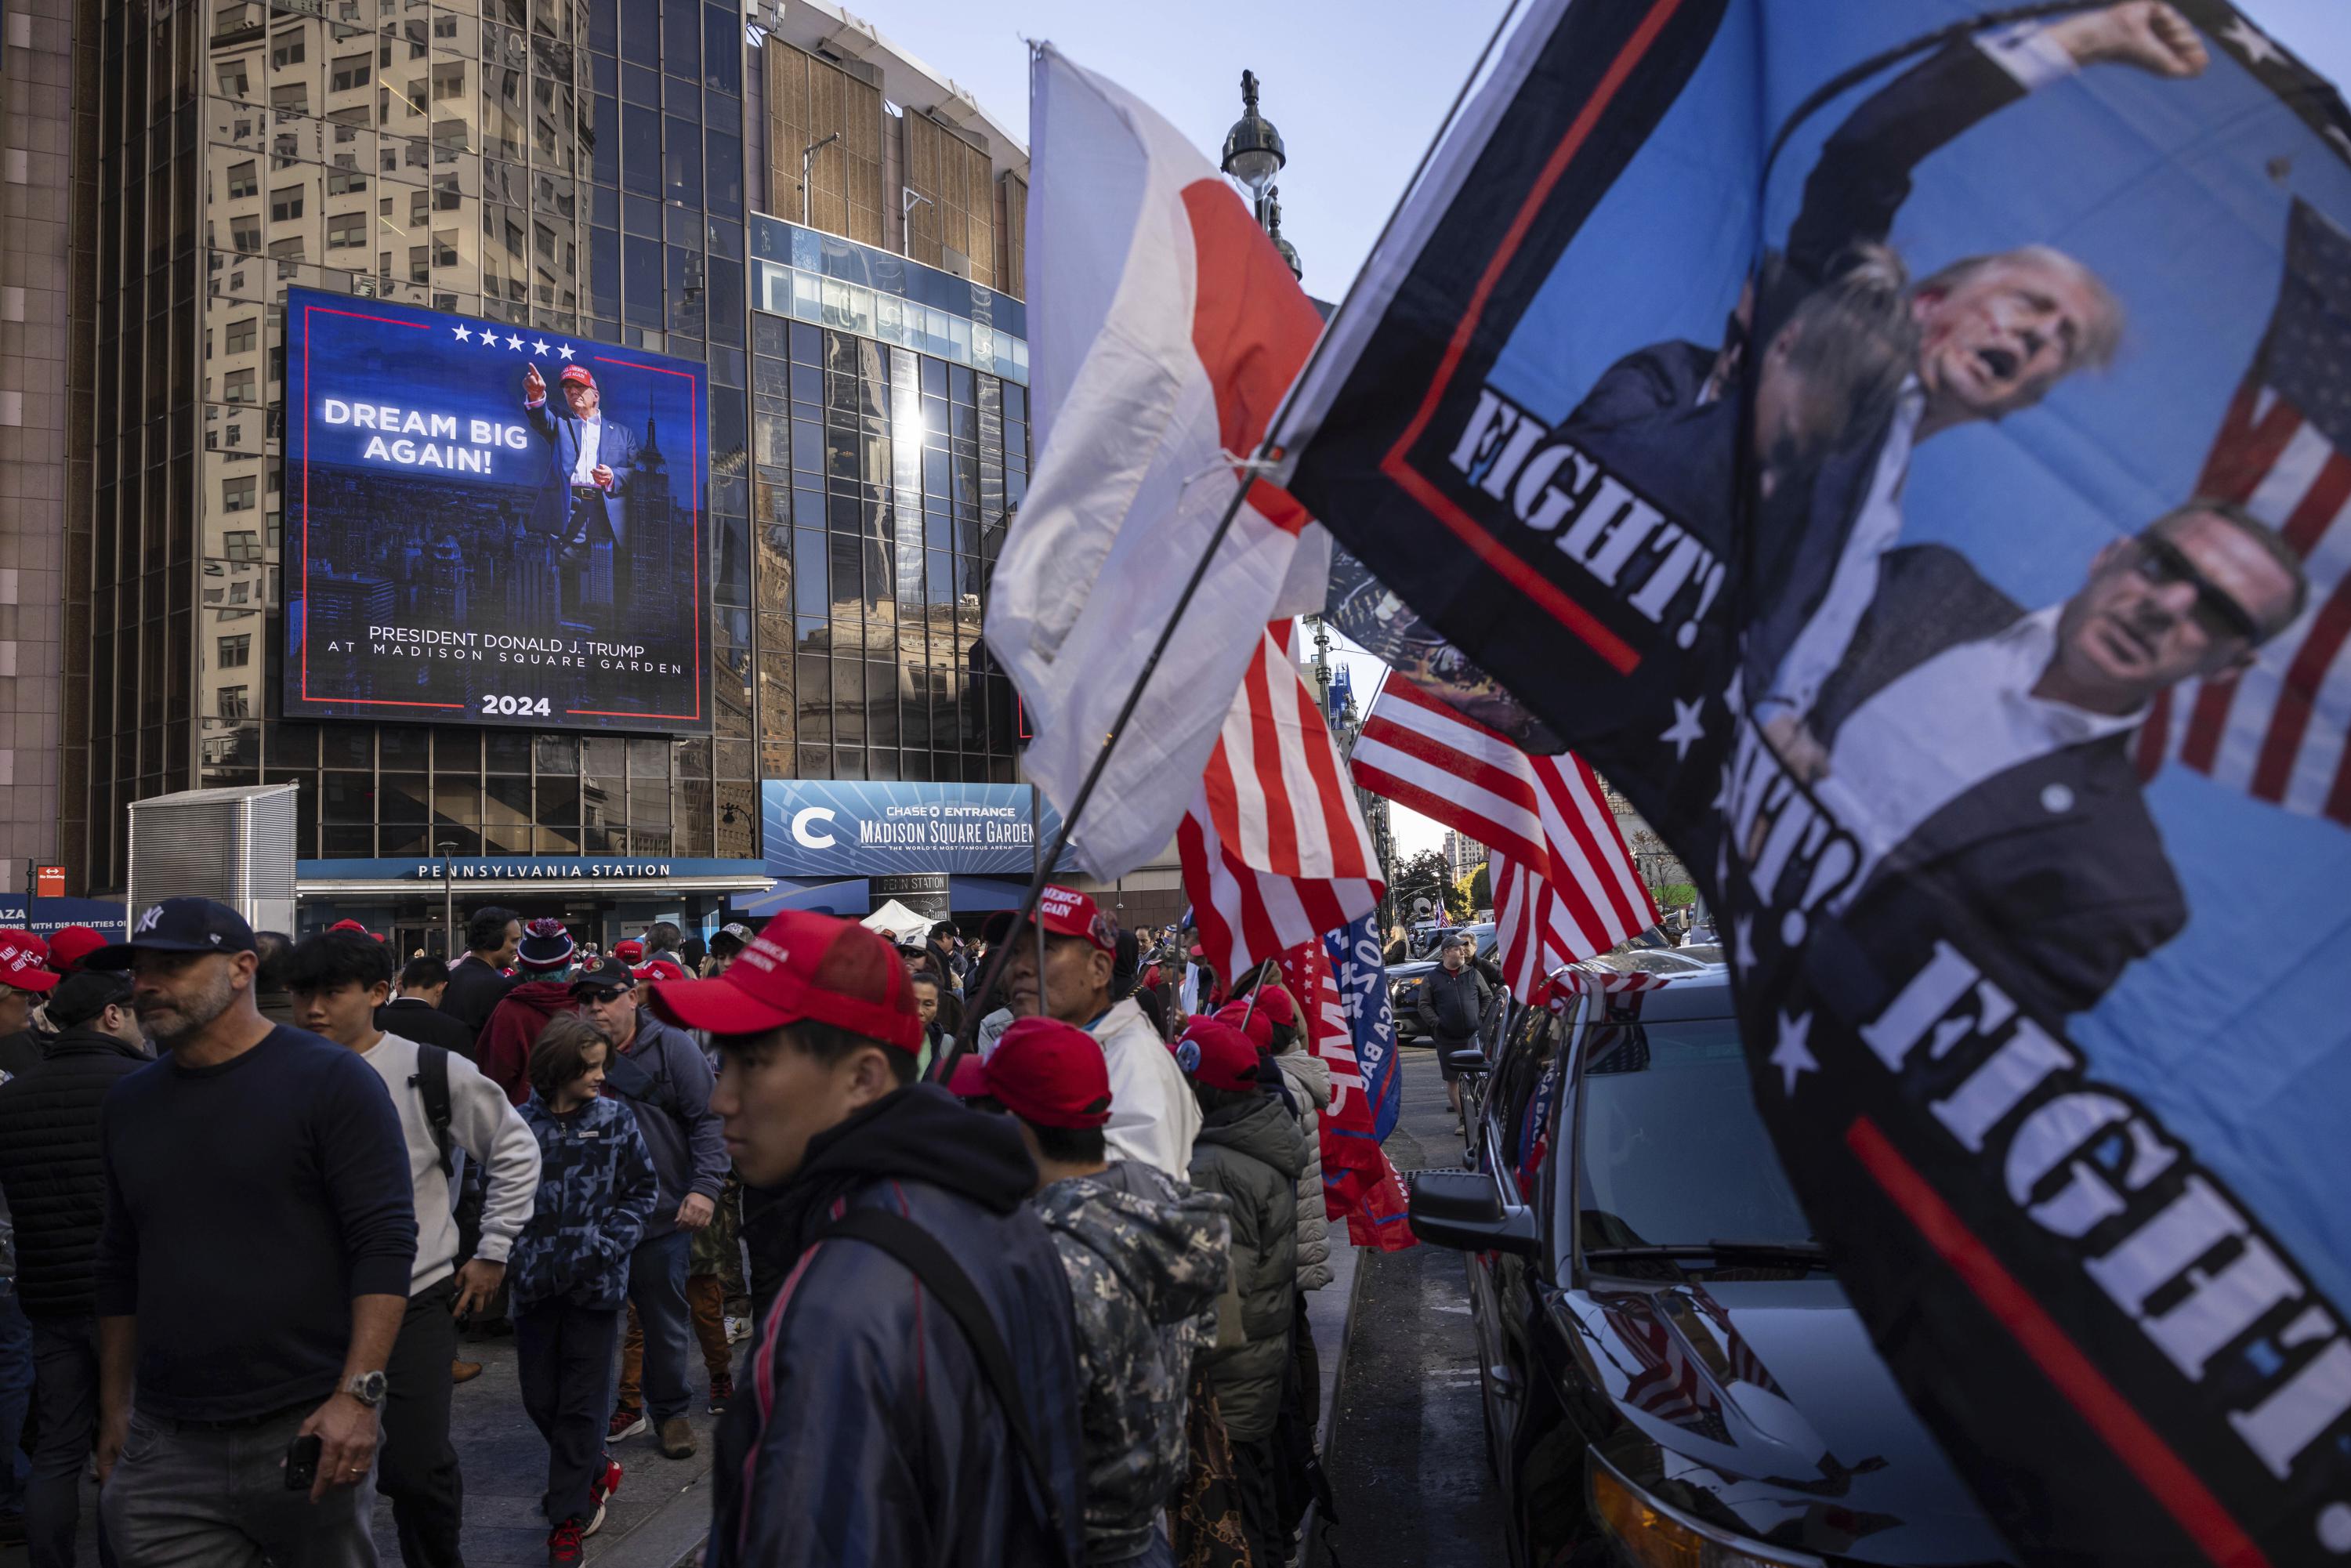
[
  {"xmin": 715, "ymin": 1085, "xmax": 1085, "ymax": 1568},
  {"xmin": 1415, "ymin": 964, "xmax": 1493, "ymax": 1045},
  {"xmin": 440, "ymin": 956, "xmax": 517, "ymax": 1047},
  {"xmin": 376, "ymin": 996, "xmax": 478, "ymax": 1060},
  {"xmin": 0, "ymin": 1026, "xmax": 150, "ymax": 1319},
  {"xmin": 1809, "ymin": 545, "xmax": 2186, "ymax": 1023}
]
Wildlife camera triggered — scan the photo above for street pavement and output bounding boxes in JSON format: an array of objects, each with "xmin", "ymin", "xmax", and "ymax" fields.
[
  {"xmin": 0, "ymin": 1327, "xmax": 726, "ymax": 1568},
  {"xmin": 1308, "ymin": 1043, "xmax": 1509, "ymax": 1568}
]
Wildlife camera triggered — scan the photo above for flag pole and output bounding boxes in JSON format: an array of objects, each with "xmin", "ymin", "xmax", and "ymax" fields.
[{"xmin": 939, "ymin": 0, "xmax": 1531, "ymax": 1081}]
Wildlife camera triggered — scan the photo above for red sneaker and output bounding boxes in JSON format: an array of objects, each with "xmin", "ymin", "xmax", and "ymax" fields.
[
  {"xmin": 708, "ymin": 1371, "xmax": 734, "ymax": 1414},
  {"xmin": 607, "ymin": 1404, "xmax": 647, "ymax": 1441},
  {"xmin": 547, "ymin": 1519, "xmax": 585, "ymax": 1564},
  {"xmin": 587, "ymin": 1454, "xmax": 622, "ymax": 1530}
]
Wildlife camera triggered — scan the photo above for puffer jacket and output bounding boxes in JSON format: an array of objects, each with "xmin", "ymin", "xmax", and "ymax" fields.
[
  {"xmin": 0, "ymin": 1026, "xmax": 150, "ymax": 1317},
  {"xmin": 1186, "ymin": 1093, "xmax": 1304, "ymax": 1441},
  {"xmin": 1034, "ymin": 1167, "xmax": 1231, "ymax": 1565},
  {"xmin": 1272, "ymin": 1049, "xmax": 1333, "ymax": 1292},
  {"xmin": 478, "ymin": 979, "xmax": 581, "ymax": 1105},
  {"xmin": 509, "ymin": 1092, "xmax": 659, "ymax": 1311},
  {"xmin": 713, "ymin": 1085, "xmax": 1086, "ymax": 1568}
]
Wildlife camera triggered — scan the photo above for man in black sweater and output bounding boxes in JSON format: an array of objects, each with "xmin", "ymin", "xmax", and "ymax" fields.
[
  {"xmin": 440, "ymin": 907, "xmax": 523, "ymax": 1048},
  {"xmin": 88, "ymin": 898, "xmax": 416, "ymax": 1567},
  {"xmin": 0, "ymin": 969, "xmax": 148, "ymax": 1568}
]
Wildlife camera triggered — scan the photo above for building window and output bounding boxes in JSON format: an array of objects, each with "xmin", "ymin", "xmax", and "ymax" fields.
[
  {"xmin": 218, "ymin": 686, "xmax": 251, "ymax": 720},
  {"xmin": 223, "ymin": 368, "xmax": 255, "ymax": 403},
  {"xmin": 328, "ymin": 212, "xmax": 365, "ymax": 249},
  {"xmin": 327, "ymin": 168, "xmax": 367, "ymax": 196},
  {"xmin": 223, "ymin": 480, "xmax": 257, "ymax": 514},
  {"xmin": 219, "ymin": 62, "xmax": 251, "ymax": 97},
  {"xmin": 218, "ymin": 634, "xmax": 252, "ymax": 668},
  {"xmin": 331, "ymin": 53, "xmax": 371, "ymax": 92},
  {"xmin": 270, "ymin": 84, "xmax": 307, "ymax": 114},
  {"xmin": 229, "ymin": 222, "xmax": 262, "ymax": 253},
  {"xmin": 226, "ymin": 318, "xmax": 258, "ymax": 354},
  {"xmin": 271, "ymin": 186, "xmax": 305, "ymax": 223},
  {"xmin": 227, "ymin": 161, "xmax": 259, "ymax": 199},
  {"xmin": 270, "ymin": 29, "xmax": 306, "ymax": 67},
  {"xmin": 268, "ymin": 237, "xmax": 305, "ymax": 261}
]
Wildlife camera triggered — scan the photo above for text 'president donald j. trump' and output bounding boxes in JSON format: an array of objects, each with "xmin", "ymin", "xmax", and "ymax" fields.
[{"xmin": 523, "ymin": 360, "xmax": 639, "ymax": 551}]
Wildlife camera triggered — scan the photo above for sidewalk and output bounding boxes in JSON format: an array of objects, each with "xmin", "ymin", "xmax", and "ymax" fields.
[{"xmin": 0, "ymin": 1335, "xmax": 727, "ymax": 1568}]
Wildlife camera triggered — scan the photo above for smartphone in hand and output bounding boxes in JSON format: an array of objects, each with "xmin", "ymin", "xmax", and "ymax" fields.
[{"xmin": 284, "ymin": 1432, "xmax": 323, "ymax": 1492}]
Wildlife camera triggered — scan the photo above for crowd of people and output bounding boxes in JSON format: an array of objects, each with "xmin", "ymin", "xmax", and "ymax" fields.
[{"xmin": 0, "ymin": 887, "xmax": 1344, "ymax": 1567}]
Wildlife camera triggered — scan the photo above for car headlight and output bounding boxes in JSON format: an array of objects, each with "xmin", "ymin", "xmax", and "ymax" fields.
[{"xmin": 1588, "ymin": 1454, "xmax": 1821, "ymax": 1568}]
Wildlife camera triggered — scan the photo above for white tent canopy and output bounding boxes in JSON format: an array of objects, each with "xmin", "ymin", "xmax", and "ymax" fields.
[{"xmin": 860, "ymin": 900, "xmax": 935, "ymax": 944}]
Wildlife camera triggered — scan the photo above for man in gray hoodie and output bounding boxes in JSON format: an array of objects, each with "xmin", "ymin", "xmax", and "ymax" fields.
[
  {"xmin": 568, "ymin": 959, "xmax": 725, "ymax": 1461},
  {"xmin": 951, "ymin": 1016, "xmax": 1231, "ymax": 1568}
]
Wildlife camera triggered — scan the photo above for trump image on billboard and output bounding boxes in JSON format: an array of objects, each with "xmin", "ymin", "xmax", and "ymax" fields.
[{"xmin": 283, "ymin": 286, "xmax": 708, "ymax": 732}]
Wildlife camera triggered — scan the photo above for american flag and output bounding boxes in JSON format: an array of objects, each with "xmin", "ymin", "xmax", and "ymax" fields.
[
  {"xmin": 2135, "ymin": 198, "xmax": 2351, "ymax": 823},
  {"xmin": 1353, "ymin": 675, "xmax": 1654, "ymax": 992},
  {"xmin": 1179, "ymin": 627, "xmax": 1385, "ymax": 982}
]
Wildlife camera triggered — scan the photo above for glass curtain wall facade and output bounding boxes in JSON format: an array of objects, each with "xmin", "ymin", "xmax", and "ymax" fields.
[
  {"xmin": 743, "ymin": 216, "xmax": 1029, "ymax": 786},
  {"xmin": 71, "ymin": 0, "xmax": 754, "ymax": 890}
]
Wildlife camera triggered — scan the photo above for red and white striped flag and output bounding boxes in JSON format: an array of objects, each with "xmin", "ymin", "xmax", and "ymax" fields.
[
  {"xmin": 1354, "ymin": 674, "xmax": 1654, "ymax": 991},
  {"xmin": 1179, "ymin": 628, "xmax": 1384, "ymax": 983},
  {"xmin": 2135, "ymin": 200, "xmax": 2351, "ymax": 824}
]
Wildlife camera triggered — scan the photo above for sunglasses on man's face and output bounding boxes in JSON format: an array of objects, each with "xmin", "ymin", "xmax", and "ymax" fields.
[
  {"xmin": 577, "ymin": 985, "xmax": 630, "ymax": 1006},
  {"xmin": 2132, "ymin": 534, "xmax": 2262, "ymax": 643}
]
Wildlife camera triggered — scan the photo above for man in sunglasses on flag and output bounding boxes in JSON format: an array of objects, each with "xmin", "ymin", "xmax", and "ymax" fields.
[{"xmin": 1786, "ymin": 500, "xmax": 2307, "ymax": 1023}]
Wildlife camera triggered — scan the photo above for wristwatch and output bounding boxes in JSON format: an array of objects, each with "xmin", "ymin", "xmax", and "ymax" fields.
[{"xmin": 341, "ymin": 1371, "xmax": 388, "ymax": 1408}]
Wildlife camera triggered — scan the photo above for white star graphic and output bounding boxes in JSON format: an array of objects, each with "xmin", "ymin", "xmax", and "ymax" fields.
[
  {"xmin": 505, "ymin": 333, "xmax": 523, "ymax": 349},
  {"xmin": 2220, "ymin": 16, "xmax": 2280, "ymax": 67},
  {"xmin": 1770, "ymin": 1009, "xmax": 1817, "ymax": 1096},
  {"xmin": 532, "ymin": 338, "xmax": 551, "ymax": 355},
  {"xmin": 1661, "ymin": 697, "xmax": 1707, "ymax": 762},
  {"xmin": 452, "ymin": 324, "xmax": 473, "ymax": 342},
  {"xmin": 1733, "ymin": 914, "xmax": 1758, "ymax": 981},
  {"xmin": 478, "ymin": 329, "xmax": 502, "ymax": 351},
  {"xmin": 556, "ymin": 343, "xmax": 576, "ymax": 361}
]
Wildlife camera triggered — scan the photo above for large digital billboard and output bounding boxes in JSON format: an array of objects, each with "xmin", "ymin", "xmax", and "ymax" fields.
[{"xmin": 283, "ymin": 286, "xmax": 708, "ymax": 733}]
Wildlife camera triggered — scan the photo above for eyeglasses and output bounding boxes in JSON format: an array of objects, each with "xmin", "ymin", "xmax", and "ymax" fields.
[
  {"xmin": 2133, "ymin": 534, "xmax": 2262, "ymax": 643},
  {"xmin": 576, "ymin": 985, "xmax": 629, "ymax": 1005}
]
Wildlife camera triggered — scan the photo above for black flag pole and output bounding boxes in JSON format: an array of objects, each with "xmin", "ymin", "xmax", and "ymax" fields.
[{"xmin": 933, "ymin": 0, "xmax": 1533, "ymax": 1081}]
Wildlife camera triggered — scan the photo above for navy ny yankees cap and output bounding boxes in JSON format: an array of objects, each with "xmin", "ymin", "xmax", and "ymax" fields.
[{"xmin": 85, "ymin": 897, "xmax": 259, "ymax": 969}]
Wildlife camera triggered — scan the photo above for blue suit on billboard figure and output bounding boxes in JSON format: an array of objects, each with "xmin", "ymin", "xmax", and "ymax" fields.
[{"xmin": 523, "ymin": 362, "xmax": 641, "ymax": 553}]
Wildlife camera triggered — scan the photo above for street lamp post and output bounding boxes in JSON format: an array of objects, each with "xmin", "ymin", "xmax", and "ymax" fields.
[
  {"xmin": 801, "ymin": 132, "xmax": 841, "ymax": 226},
  {"xmin": 1221, "ymin": 69, "xmax": 1287, "ymax": 230},
  {"xmin": 438, "ymin": 840, "xmax": 458, "ymax": 961}
]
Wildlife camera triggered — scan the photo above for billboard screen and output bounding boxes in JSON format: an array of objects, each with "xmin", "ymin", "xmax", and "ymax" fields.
[{"xmin": 282, "ymin": 287, "xmax": 708, "ymax": 733}]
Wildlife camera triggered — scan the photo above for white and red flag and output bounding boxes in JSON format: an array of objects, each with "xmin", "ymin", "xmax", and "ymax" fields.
[
  {"xmin": 1353, "ymin": 674, "xmax": 1654, "ymax": 992},
  {"xmin": 987, "ymin": 44, "xmax": 1330, "ymax": 878},
  {"xmin": 1179, "ymin": 627, "xmax": 1384, "ymax": 983}
]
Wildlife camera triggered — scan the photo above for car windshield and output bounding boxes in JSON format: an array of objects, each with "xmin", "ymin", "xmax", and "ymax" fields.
[
  {"xmin": 1597, "ymin": 949, "xmax": 1705, "ymax": 976},
  {"xmin": 1573, "ymin": 1008, "xmax": 1815, "ymax": 1262},
  {"xmin": 1677, "ymin": 943, "xmax": 1722, "ymax": 965}
]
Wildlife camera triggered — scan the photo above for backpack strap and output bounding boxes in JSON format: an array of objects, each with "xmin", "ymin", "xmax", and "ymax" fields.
[
  {"xmin": 819, "ymin": 1206, "xmax": 1075, "ymax": 1566},
  {"xmin": 409, "ymin": 1044, "xmax": 455, "ymax": 1178}
]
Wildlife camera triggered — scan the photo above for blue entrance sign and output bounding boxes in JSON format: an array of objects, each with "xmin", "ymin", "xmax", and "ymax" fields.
[{"xmin": 761, "ymin": 781, "xmax": 1078, "ymax": 878}]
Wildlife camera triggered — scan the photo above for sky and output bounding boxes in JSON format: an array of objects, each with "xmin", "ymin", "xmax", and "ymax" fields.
[{"xmin": 826, "ymin": 0, "xmax": 2351, "ymax": 860}]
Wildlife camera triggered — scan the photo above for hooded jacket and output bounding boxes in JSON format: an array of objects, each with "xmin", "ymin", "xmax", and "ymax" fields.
[
  {"xmin": 1034, "ymin": 1168, "xmax": 1231, "ymax": 1565},
  {"xmin": 509, "ymin": 1091, "xmax": 659, "ymax": 1311},
  {"xmin": 1271, "ymin": 1049, "xmax": 1333, "ymax": 1292},
  {"xmin": 0, "ymin": 1024, "xmax": 150, "ymax": 1318},
  {"xmin": 713, "ymin": 1085, "xmax": 1086, "ymax": 1568},
  {"xmin": 1186, "ymin": 1093, "xmax": 1305, "ymax": 1440},
  {"xmin": 604, "ymin": 1010, "xmax": 727, "ymax": 1215},
  {"xmin": 1091, "ymin": 996, "xmax": 1200, "ymax": 1182},
  {"xmin": 478, "ymin": 979, "xmax": 580, "ymax": 1106}
]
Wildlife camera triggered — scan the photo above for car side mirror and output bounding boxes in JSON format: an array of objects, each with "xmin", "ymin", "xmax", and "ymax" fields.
[
  {"xmin": 1408, "ymin": 1168, "xmax": 1539, "ymax": 1256},
  {"xmin": 1450, "ymin": 1048, "xmax": 1490, "ymax": 1073}
]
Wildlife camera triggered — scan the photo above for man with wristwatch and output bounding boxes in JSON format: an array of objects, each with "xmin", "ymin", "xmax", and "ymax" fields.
[{"xmin": 86, "ymin": 899, "xmax": 418, "ymax": 1566}]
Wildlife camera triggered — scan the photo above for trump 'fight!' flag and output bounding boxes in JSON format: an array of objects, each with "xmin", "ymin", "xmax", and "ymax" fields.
[{"xmin": 987, "ymin": 44, "xmax": 1330, "ymax": 879}]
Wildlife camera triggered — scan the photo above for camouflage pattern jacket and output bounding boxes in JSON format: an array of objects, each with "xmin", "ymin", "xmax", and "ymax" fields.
[
  {"xmin": 509, "ymin": 1092, "xmax": 659, "ymax": 1311},
  {"xmin": 1034, "ymin": 1163, "xmax": 1232, "ymax": 1565}
]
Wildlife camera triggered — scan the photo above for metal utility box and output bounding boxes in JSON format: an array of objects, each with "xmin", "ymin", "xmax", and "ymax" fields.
[{"xmin": 125, "ymin": 784, "xmax": 301, "ymax": 935}]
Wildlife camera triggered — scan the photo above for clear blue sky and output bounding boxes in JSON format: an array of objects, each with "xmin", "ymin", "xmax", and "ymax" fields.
[{"xmin": 835, "ymin": 0, "xmax": 2351, "ymax": 857}]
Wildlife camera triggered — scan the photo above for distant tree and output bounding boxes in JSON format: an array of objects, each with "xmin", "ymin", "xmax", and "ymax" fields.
[
  {"xmin": 1469, "ymin": 863, "xmax": 1491, "ymax": 911},
  {"xmin": 1655, "ymin": 882, "xmax": 1697, "ymax": 908}
]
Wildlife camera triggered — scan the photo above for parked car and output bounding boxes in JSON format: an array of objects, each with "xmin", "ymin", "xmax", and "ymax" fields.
[
  {"xmin": 1587, "ymin": 943, "xmax": 1723, "ymax": 980},
  {"xmin": 1408, "ymin": 968, "xmax": 2017, "ymax": 1566},
  {"xmin": 1387, "ymin": 922, "xmax": 1498, "ymax": 1043}
]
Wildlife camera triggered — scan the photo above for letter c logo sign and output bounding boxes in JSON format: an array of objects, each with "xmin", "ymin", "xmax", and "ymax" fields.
[{"xmin": 791, "ymin": 806, "xmax": 837, "ymax": 849}]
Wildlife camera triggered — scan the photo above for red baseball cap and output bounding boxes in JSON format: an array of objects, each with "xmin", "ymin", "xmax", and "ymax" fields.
[
  {"xmin": 46, "ymin": 925, "xmax": 108, "ymax": 975},
  {"xmin": 0, "ymin": 929, "xmax": 60, "ymax": 994},
  {"xmin": 947, "ymin": 1016, "xmax": 1113, "ymax": 1129},
  {"xmin": 983, "ymin": 885, "xmax": 1114, "ymax": 956},
  {"xmin": 614, "ymin": 940, "xmax": 646, "ymax": 963},
  {"xmin": 644, "ymin": 911, "xmax": 922, "ymax": 1052},
  {"xmin": 1215, "ymin": 1000, "xmax": 1273, "ymax": 1052},
  {"xmin": 328, "ymin": 919, "xmax": 370, "ymax": 936},
  {"xmin": 560, "ymin": 364, "xmax": 596, "ymax": 388},
  {"xmin": 1176, "ymin": 1017, "xmax": 1261, "ymax": 1093},
  {"xmin": 633, "ymin": 958, "xmax": 686, "ymax": 983}
]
